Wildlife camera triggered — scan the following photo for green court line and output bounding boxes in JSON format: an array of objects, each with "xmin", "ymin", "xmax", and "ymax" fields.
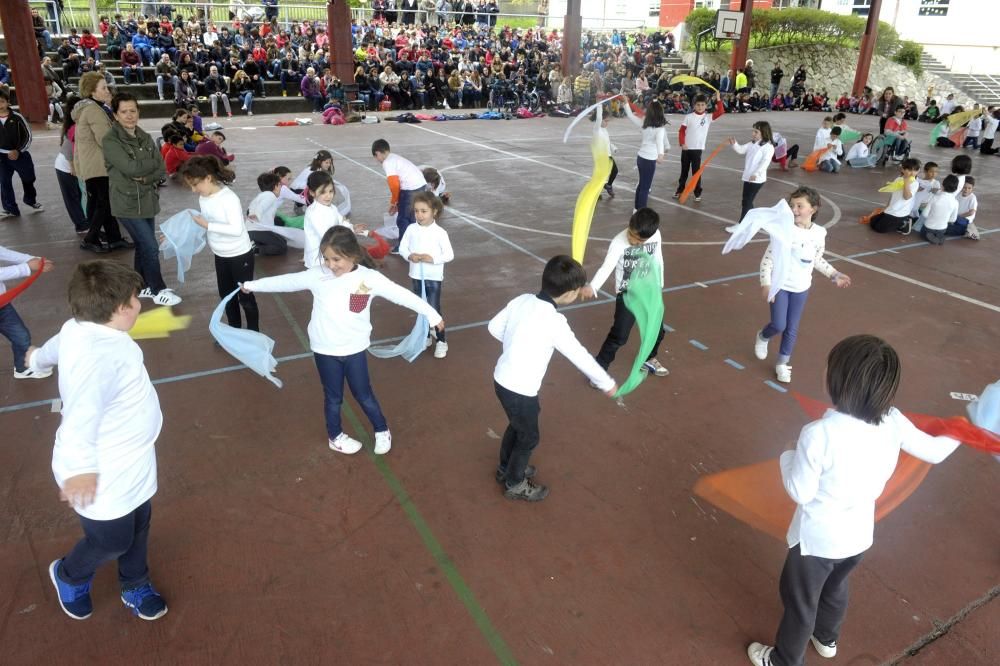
[{"xmin": 264, "ymin": 284, "xmax": 517, "ymax": 665}]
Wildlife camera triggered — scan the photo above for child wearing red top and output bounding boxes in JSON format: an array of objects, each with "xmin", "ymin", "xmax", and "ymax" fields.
[{"xmin": 161, "ymin": 134, "xmax": 191, "ymax": 176}]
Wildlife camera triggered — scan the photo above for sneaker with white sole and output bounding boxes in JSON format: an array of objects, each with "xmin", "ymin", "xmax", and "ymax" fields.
[
  {"xmin": 374, "ymin": 430, "xmax": 392, "ymax": 455},
  {"xmin": 775, "ymin": 363, "xmax": 792, "ymax": 383},
  {"xmin": 49, "ymin": 560, "xmax": 93, "ymax": 620},
  {"xmin": 434, "ymin": 341, "xmax": 448, "ymax": 358},
  {"xmin": 746, "ymin": 642, "xmax": 774, "ymax": 666},
  {"xmin": 643, "ymin": 358, "xmax": 669, "ymax": 376},
  {"xmin": 754, "ymin": 331, "xmax": 769, "ymax": 360},
  {"xmin": 504, "ymin": 478, "xmax": 549, "ymax": 502},
  {"xmin": 121, "ymin": 582, "xmax": 168, "ymax": 621},
  {"xmin": 27, "ymin": 202, "xmax": 44, "ymax": 212},
  {"xmin": 329, "ymin": 432, "xmax": 363, "ymax": 454},
  {"xmin": 152, "ymin": 289, "xmax": 182, "ymax": 306},
  {"xmin": 964, "ymin": 221, "xmax": 980, "ymax": 240},
  {"xmin": 14, "ymin": 367, "xmax": 52, "ymax": 379},
  {"xmin": 810, "ymin": 635, "xmax": 837, "ymax": 658}
]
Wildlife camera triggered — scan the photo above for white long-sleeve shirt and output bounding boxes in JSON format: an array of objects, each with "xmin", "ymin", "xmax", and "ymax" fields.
[
  {"xmin": 200, "ymin": 186, "xmax": 252, "ymax": 258},
  {"xmin": 290, "ymin": 165, "xmax": 314, "ymax": 191},
  {"xmin": 624, "ymin": 102, "xmax": 668, "ymax": 160},
  {"xmin": 966, "ymin": 117, "xmax": 982, "ymax": 137},
  {"xmin": 678, "ymin": 104, "xmax": 722, "ymax": 150},
  {"xmin": 248, "ymin": 190, "xmax": 280, "ymax": 227},
  {"xmin": 983, "ymin": 116, "xmax": 998, "ymax": 140},
  {"xmin": 278, "ymin": 184, "xmax": 306, "ymax": 205},
  {"xmin": 912, "ymin": 177, "xmax": 940, "ymax": 213},
  {"xmin": 244, "ymin": 265, "xmax": 441, "ymax": 357},
  {"xmin": 845, "ymin": 142, "xmax": 869, "ymax": 161},
  {"xmin": 30, "ymin": 319, "xmax": 162, "ymax": 521},
  {"xmin": 813, "ymin": 127, "xmax": 832, "ymax": 151},
  {"xmin": 760, "ymin": 222, "xmax": 837, "ymax": 293},
  {"xmin": 922, "ymin": 191, "xmax": 958, "ymax": 231},
  {"xmin": 303, "ymin": 201, "xmax": 350, "ymax": 267},
  {"xmin": 781, "ymin": 407, "xmax": 959, "ymax": 559},
  {"xmin": 0, "ymin": 245, "xmax": 34, "ymax": 295},
  {"xmin": 489, "ymin": 293, "xmax": 614, "ymax": 397},
  {"xmin": 731, "ymin": 140, "xmax": 774, "ymax": 183},
  {"xmin": 590, "ymin": 229, "xmax": 664, "ymax": 294},
  {"xmin": 397, "ymin": 221, "xmax": 454, "ymax": 281}
]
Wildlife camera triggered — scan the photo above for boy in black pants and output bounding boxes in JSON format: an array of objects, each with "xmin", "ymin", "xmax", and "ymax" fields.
[
  {"xmin": 0, "ymin": 90, "xmax": 44, "ymax": 218},
  {"xmin": 581, "ymin": 208, "xmax": 669, "ymax": 377},
  {"xmin": 488, "ymin": 256, "xmax": 618, "ymax": 502}
]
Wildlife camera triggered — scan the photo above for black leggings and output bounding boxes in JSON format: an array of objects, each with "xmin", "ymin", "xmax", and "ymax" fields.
[
  {"xmin": 83, "ymin": 176, "xmax": 123, "ymax": 245},
  {"xmin": 214, "ymin": 249, "xmax": 259, "ymax": 330},
  {"xmin": 606, "ymin": 157, "xmax": 618, "ymax": 189}
]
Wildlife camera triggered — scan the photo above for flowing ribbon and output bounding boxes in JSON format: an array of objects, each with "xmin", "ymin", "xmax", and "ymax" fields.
[
  {"xmin": 929, "ymin": 121, "xmax": 968, "ymax": 147},
  {"xmin": 571, "ymin": 138, "xmax": 613, "ymax": 263},
  {"xmin": 159, "ymin": 208, "xmax": 206, "ymax": 283},
  {"xmin": 801, "ymin": 146, "xmax": 828, "ymax": 172},
  {"xmin": 678, "ymin": 140, "xmax": 727, "ymax": 204},
  {"xmin": 692, "ymin": 388, "xmax": 1000, "ymax": 541},
  {"xmin": 722, "ymin": 200, "xmax": 795, "ymax": 304},
  {"xmin": 129, "ymin": 306, "xmax": 192, "ymax": 340},
  {"xmin": 209, "ymin": 288, "xmax": 282, "ymax": 387},
  {"xmin": 614, "ymin": 253, "xmax": 663, "ymax": 398},
  {"xmin": 369, "ymin": 265, "xmax": 430, "ymax": 362},
  {"xmin": 669, "ymin": 74, "xmax": 718, "ymax": 93},
  {"xmin": 0, "ymin": 258, "xmax": 45, "ymax": 309},
  {"xmin": 879, "ymin": 177, "xmax": 905, "ymax": 193},
  {"xmin": 561, "ymin": 94, "xmax": 622, "ymax": 144}
]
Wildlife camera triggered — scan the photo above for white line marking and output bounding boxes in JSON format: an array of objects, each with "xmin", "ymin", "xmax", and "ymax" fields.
[
  {"xmin": 825, "ymin": 251, "xmax": 1000, "ymax": 313},
  {"xmin": 950, "ymin": 392, "xmax": 978, "ymax": 401}
]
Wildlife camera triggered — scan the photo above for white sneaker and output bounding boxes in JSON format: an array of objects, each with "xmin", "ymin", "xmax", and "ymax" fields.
[
  {"xmin": 775, "ymin": 364, "xmax": 792, "ymax": 383},
  {"xmin": 964, "ymin": 221, "xmax": 980, "ymax": 240},
  {"xmin": 754, "ymin": 331, "xmax": 769, "ymax": 360},
  {"xmin": 247, "ymin": 111, "xmax": 253, "ymax": 116},
  {"xmin": 642, "ymin": 358, "xmax": 669, "ymax": 376},
  {"xmin": 725, "ymin": 225, "xmax": 738, "ymax": 233},
  {"xmin": 138, "ymin": 287, "xmax": 155, "ymax": 301},
  {"xmin": 434, "ymin": 341, "xmax": 448, "ymax": 358},
  {"xmin": 810, "ymin": 635, "xmax": 837, "ymax": 658},
  {"xmin": 329, "ymin": 433, "xmax": 363, "ymax": 454},
  {"xmin": 241, "ymin": 104, "xmax": 247, "ymax": 111},
  {"xmin": 374, "ymin": 430, "xmax": 392, "ymax": 455},
  {"xmin": 14, "ymin": 367, "xmax": 53, "ymax": 379},
  {"xmin": 152, "ymin": 289, "xmax": 182, "ymax": 306},
  {"xmin": 746, "ymin": 642, "xmax": 774, "ymax": 666}
]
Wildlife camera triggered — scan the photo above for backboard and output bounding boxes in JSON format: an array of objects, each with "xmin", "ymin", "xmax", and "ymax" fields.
[{"xmin": 715, "ymin": 9, "xmax": 744, "ymax": 40}]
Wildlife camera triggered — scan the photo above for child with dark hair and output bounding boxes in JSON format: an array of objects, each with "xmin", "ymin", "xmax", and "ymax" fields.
[
  {"xmin": 291, "ymin": 150, "xmax": 333, "ymax": 192},
  {"xmin": 181, "ymin": 156, "xmax": 258, "ymax": 331},
  {"xmin": 489, "ymin": 255, "xmax": 618, "ymax": 502},
  {"xmin": 754, "ymin": 187, "xmax": 851, "ymax": 384},
  {"xmin": 0, "ymin": 89, "xmax": 44, "ymax": 219},
  {"xmin": 948, "ymin": 153, "xmax": 972, "ymax": 195},
  {"xmin": 27, "ymin": 260, "xmax": 171, "ymax": 622},
  {"xmin": 818, "ymin": 126, "xmax": 843, "ymax": 173},
  {"xmin": 160, "ymin": 130, "xmax": 190, "ymax": 176},
  {"xmin": 398, "ymin": 191, "xmax": 453, "ymax": 358},
  {"xmin": 580, "ymin": 208, "xmax": 668, "ymax": 377},
  {"xmin": 420, "ymin": 166, "xmax": 450, "ymax": 204},
  {"xmin": 591, "ymin": 100, "xmax": 619, "ymax": 200},
  {"xmin": 870, "ymin": 158, "xmax": 921, "ymax": 233},
  {"xmin": 746, "ymin": 334, "xmax": 960, "ymax": 666},
  {"xmin": 954, "ymin": 176, "xmax": 979, "ymax": 240},
  {"xmin": 728, "ymin": 120, "xmax": 775, "ymax": 224},
  {"xmin": 674, "ymin": 93, "xmax": 724, "ymax": 203},
  {"xmin": 372, "ymin": 139, "xmax": 427, "ymax": 251},
  {"xmin": 303, "ymin": 170, "xmax": 356, "ymax": 268},
  {"xmin": 918, "ymin": 174, "xmax": 959, "ymax": 244},
  {"xmin": 624, "ymin": 99, "xmax": 669, "ymax": 210},
  {"xmin": 242, "ymin": 227, "xmax": 443, "ymax": 456},
  {"xmin": 194, "ymin": 130, "xmax": 235, "ymax": 165},
  {"xmin": 246, "ymin": 171, "xmax": 289, "ymax": 256},
  {"xmin": 273, "ymin": 165, "xmax": 307, "ymax": 207}
]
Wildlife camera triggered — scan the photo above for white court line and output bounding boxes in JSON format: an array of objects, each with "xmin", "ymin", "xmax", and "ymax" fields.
[{"xmin": 825, "ymin": 250, "xmax": 1000, "ymax": 313}]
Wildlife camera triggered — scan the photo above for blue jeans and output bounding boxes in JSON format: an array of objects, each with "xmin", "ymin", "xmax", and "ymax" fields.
[
  {"xmin": 0, "ymin": 151, "xmax": 38, "ymax": 215},
  {"xmin": 819, "ymin": 159, "xmax": 840, "ymax": 173},
  {"xmin": 58, "ymin": 500, "xmax": 152, "ymax": 589},
  {"xmin": 394, "ymin": 187, "xmax": 424, "ymax": 248},
  {"xmin": 411, "ymin": 278, "xmax": 445, "ymax": 342},
  {"xmin": 314, "ymin": 351, "xmax": 388, "ymax": 439},
  {"xmin": 123, "ymin": 65, "xmax": 145, "ymax": 84},
  {"xmin": 56, "ymin": 169, "xmax": 87, "ymax": 231},
  {"xmin": 634, "ymin": 155, "xmax": 657, "ymax": 210},
  {"xmin": 118, "ymin": 217, "xmax": 167, "ymax": 293},
  {"xmin": 0, "ymin": 303, "xmax": 31, "ymax": 372},
  {"xmin": 761, "ymin": 289, "xmax": 810, "ymax": 364},
  {"xmin": 240, "ymin": 91, "xmax": 253, "ymax": 112}
]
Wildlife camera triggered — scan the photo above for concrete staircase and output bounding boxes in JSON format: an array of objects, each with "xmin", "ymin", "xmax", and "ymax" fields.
[
  {"xmin": 661, "ymin": 52, "xmax": 692, "ymax": 76},
  {"xmin": 920, "ymin": 52, "xmax": 1000, "ymax": 107}
]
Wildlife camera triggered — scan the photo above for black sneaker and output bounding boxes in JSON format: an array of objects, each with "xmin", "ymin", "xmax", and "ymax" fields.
[
  {"xmin": 80, "ymin": 241, "xmax": 110, "ymax": 254},
  {"xmin": 604, "ymin": 185, "xmax": 615, "ymax": 199},
  {"xmin": 504, "ymin": 478, "xmax": 549, "ymax": 502},
  {"xmin": 671, "ymin": 192, "xmax": 680, "ymax": 199},
  {"xmin": 109, "ymin": 239, "xmax": 135, "ymax": 250},
  {"xmin": 495, "ymin": 465, "xmax": 536, "ymax": 484},
  {"xmin": 1, "ymin": 210, "xmax": 19, "ymax": 218},
  {"xmin": 26, "ymin": 202, "xmax": 44, "ymax": 212}
]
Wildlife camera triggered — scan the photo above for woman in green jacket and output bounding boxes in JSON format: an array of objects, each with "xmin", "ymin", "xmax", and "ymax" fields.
[{"xmin": 103, "ymin": 92, "xmax": 181, "ymax": 306}]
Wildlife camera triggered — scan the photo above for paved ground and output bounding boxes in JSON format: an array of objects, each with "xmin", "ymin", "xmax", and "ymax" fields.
[{"xmin": 1, "ymin": 107, "xmax": 998, "ymax": 664}]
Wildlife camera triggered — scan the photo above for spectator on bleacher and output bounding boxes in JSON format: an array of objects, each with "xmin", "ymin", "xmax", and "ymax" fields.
[
  {"xmin": 80, "ymin": 29, "xmax": 102, "ymax": 63},
  {"xmin": 105, "ymin": 26, "xmax": 125, "ymax": 60},
  {"xmin": 122, "ymin": 44, "xmax": 146, "ymax": 85},
  {"xmin": 233, "ymin": 70, "xmax": 256, "ymax": 115},
  {"xmin": 31, "ymin": 9, "xmax": 53, "ymax": 51},
  {"xmin": 157, "ymin": 25, "xmax": 179, "ymax": 64},
  {"xmin": 204, "ymin": 65, "xmax": 232, "ymax": 118},
  {"xmin": 156, "ymin": 54, "xmax": 178, "ymax": 101},
  {"xmin": 301, "ymin": 66, "xmax": 324, "ymax": 112},
  {"xmin": 174, "ymin": 69, "xmax": 197, "ymax": 108},
  {"xmin": 132, "ymin": 27, "xmax": 155, "ymax": 66}
]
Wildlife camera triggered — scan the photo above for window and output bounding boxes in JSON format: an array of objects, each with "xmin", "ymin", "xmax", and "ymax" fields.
[
  {"xmin": 649, "ymin": 0, "xmax": 661, "ymax": 17},
  {"xmin": 918, "ymin": 0, "xmax": 949, "ymax": 17}
]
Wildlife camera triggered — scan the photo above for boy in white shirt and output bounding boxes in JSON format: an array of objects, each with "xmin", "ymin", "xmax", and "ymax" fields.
[
  {"xmin": 817, "ymin": 126, "xmax": 842, "ymax": 173},
  {"xmin": 246, "ymin": 171, "xmax": 288, "ymax": 256},
  {"xmin": 28, "ymin": 260, "xmax": 169, "ymax": 622},
  {"xmin": 673, "ymin": 93, "xmax": 725, "ymax": 202},
  {"xmin": 372, "ymin": 138, "xmax": 427, "ymax": 253},
  {"xmin": 489, "ymin": 256, "xmax": 618, "ymax": 501},
  {"xmin": 1, "ymin": 246, "xmax": 55, "ymax": 378},
  {"xmin": 961, "ymin": 114, "xmax": 982, "ymax": 149},
  {"xmin": 952, "ymin": 176, "xmax": 979, "ymax": 240},
  {"xmin": 910, "ymin": 161, "xmax": 939, "ymax": 223},
  {"xmin": 811, "ymin": 116, "xmax": 833, "ymax": 152},
  {"xmin": 869, "ymin": 158, "xmax": 921, "ymax": 233},
  {"xmin": 581, "ymin": 208, "xmax": 668, "ymax": 377},
  {"xmin": 918, "ymin": 174, "xmax": 959, "ymax": 245},
  {"xmin": 747, "ymin": 335, "xmax": 959, "ymax": 666}
]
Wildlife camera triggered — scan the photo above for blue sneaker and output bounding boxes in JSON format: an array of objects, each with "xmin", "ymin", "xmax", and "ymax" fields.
[
  {"xmin": 121, "ymin": 582, "xmax": 168, "ymax": 621},
  {"xmin": 49, "ymin": 559, "xmax": 93, "ymax": 620}
]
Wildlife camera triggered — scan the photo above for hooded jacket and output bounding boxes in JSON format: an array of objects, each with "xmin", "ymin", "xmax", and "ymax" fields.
[
  {"xmin": 103, "ymin": 122, "xmax": 165, "ymax": 218},
  {"xmin": 0, "ymin": 109, "xmax": 32, "ymax": 153},
  {"xmin": 71, "ymin": 97, "xmax": 112, "ymax": 180}
]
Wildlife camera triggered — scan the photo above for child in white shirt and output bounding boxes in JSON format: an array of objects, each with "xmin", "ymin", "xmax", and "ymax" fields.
[
  {"xmin": 870, "ymin": 158, "xmax": 921, "ymax": 233},
  {"xmin": 30, "ymin": 260, "xmax": 170, "ymax": 622},
  {"xmin": 755, "ymin": 187, "xmax": 851, "ymax": 384},
  {"xmin": 919, "ymin": 174, "xmax": 959, "ymax": 245},
  {"xmin": 397, "ymin": 191, "xmax": 453, "ymax": 358},
  {"xmin": 979, "ymin": 109, "xmax": 999, "ymax": 154},
  {"xmin": 747, "ymin": 334, "xmax": 959, "ymax": 666},
  {"xmin": 818, "ymin": 126, "xmax": 843, "ymax": 173},
  {"xmin": 181, "ymin": 156, "xmax": 258, "ymax": 331},
  {"xmin": 1, "ymin": 246, "xmax": 54, "ymax": 378},
  {"xmin": 242, "ymin": 227, "xmax": 442, "ymax": 456},
  {"xmin": 372, "ymin": 138, "xmax": 427, "ymax": 251},
  {"xmin": 845, "ymin": 133, "xmax": 875, "ymax": 168},
  {"xmin": 953, "ymin": 176, "xmax": 979, "ymax": 240},
  {"xmin": 812, "ymin": 116, "xmax": 833, "ymax": 152},
  {"xmin": 674, "ymin": 93, "xmax": 724, "ymax": 202},
  {"xmin": 910, "ymin": 161, "xmax": 940, "ymax": 222},
  {"xmin": 962, "ymin": 115, "xmax": 982, "ymax": 149},
  {"xmin": 591, "ymin": 101, "xmax": 619, "ymax": 200},
  {"xmin": 729, "ymin": 120, "xmax": 776, "ymax": 224},
  {"xmin": 245, "ymin": 171, "xmax": 289, "ymax": 256},
  {"xmin": 490, "ymin": 255, "xmax": 618, "ymax": 501},
  {"xmin": 580, "ymin": 208, "xmax": 668, "ymax": 377},
  {"xmin": 303, "ymin": 170, "xmax": 357, "ymax": 268}
]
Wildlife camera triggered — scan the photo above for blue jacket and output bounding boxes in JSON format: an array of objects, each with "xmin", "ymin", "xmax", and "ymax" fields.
[{"xmin": 131, "ymin": 33, "xmax": 151, "ymax": 49}]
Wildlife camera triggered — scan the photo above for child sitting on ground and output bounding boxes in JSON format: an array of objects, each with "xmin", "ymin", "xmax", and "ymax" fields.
[
  {"xmin": 421, "ymin": 166, "xmax": 450, "ymax": 205},
  {"xmin": 489, "ymin": 255, "xmax": 618, "ymax": 502},
  {"xmin": 160, "ymin": 130, "xmax": 190, "ymax": 177},
  {"xmin": 246, "ymin": 171, "xmax": 290, "ymax": 256},
  {"xmin": 194, "ymin": 130, "xmax": 235, "ymax": 165},
  {"xmin": 955, "ymin": 176, "xmax": 979, "ymax": 240},
  {"xmin": 918, "ymin": 174, "xmax": 959, "ymax": 245},
  {"xmin": 846, "ymin": 133, "xmax": 875, "ymax": 168},
  {"xmin": 910, "ymin": 161, "xmax": 940, "ymax": 224},
  {"xmin": 868, "ymin": 158, "xmax": 921, "ymax": 233},
  {"xmin": 818, "ymin": 127, "xmax": 843, "ymax": 173},
  {"xmin": 29, "ymin": 260, "xmax": 170, "ymax": 622}
]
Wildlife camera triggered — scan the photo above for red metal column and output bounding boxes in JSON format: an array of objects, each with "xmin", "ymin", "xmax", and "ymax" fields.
[
  {"xmin": 852, "ymin": 0, "xmax": 883, "ymax": 97},
  {"xmin": 729, "ymin": 0, "xmax": 753, "ymax": 78},
  {"xmin": 326, "ymin": 0, "xmax": 355, "ymax": 84},
  {"xmin": 562, "ymin": 0, "xmax": 582, "ymax": 79},
  {"xmin": 0, "ymin": 0, "xmax": 48, "ymax": 123}
]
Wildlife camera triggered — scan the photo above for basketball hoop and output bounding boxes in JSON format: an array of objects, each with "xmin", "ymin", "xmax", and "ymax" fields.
[{"xmin": 724, "ymin": 32, "xmax": 736, "ymax": 40}]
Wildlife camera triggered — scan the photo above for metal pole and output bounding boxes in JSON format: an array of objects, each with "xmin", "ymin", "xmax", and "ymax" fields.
[
  {"xmin": 89, "ymin": 0, "xmax": 99, "ymax": 31},
  {"xmin": 693, "ymin": 28, "xmax": 712, "ymax": 77},
  {"xmin": 852, "ymin": 0, "xmax": 883, "ymax": 97}
]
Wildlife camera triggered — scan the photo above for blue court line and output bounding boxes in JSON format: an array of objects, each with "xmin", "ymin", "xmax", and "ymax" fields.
[
  {"xmin": 764, "ymin": 380, "xmax": 789, "ymax": 393},
  {"xmin": 724, "ymin": 359, "xmax": 745, "ymax": 370},
  {"xmin": 3, "ymin": 234, "xmax": 994, "ymax": 416},
  {"xmin": 689, "ymin": 339, "xmax": 709, "ymax": 351}
]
